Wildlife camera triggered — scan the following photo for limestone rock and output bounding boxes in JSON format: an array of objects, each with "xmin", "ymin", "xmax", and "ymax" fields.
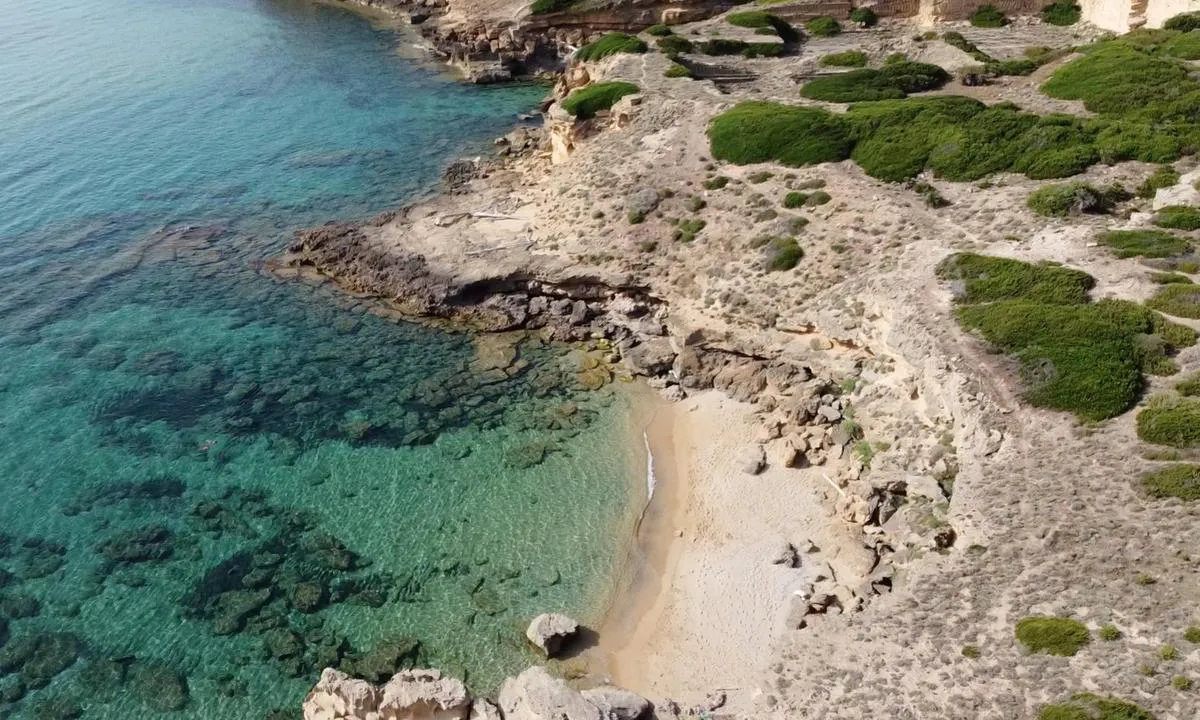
[
  {"xmin": 624, "ymin": 188, "xmax": 660, "ymax": 217},
  {"xmin": 738, "ymin": 444, "xmax": 766, "ymax": 475},
  {"xmin": 303, "ymin": 668, "xmax": 381, "ymax": 720},
  {"xmin": 379, "ymin": 669, "xmax": 471, "ymax": 720},
  {"xmin": 524, "ymin": 613, "xmax": 579, "ymax": 658},
  {"xmin": 581, "ymin": 686, "xmax": 651, "ymax": 720},
  {"xmin": 623, "ymin": 339, "xmax": 675, "ymax": 376},
  {"xmin": 469, "ymin": 698, "xmax": 502, "ymax": 720},
  {"xmin": 769, "ymin": 542, "xmax": 798, "ymax": 568},
  {"xmin": 499, "ymin": 666, "xmax": 601, "ymax": 720}
]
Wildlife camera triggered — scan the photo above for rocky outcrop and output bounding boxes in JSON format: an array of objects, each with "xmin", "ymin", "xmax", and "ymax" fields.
[
  {"xmin": 303, "ymin": 666, "xmax": 649, "ymax": 720},
  {"xmin": 499, "ymin": 667, "xmax": 601, "ymax": 720},
  {"xmin": 524, "ymin": 613, "xmax": 579, "ymax": 658},
  {"xmin": 303, "ymin": 668, "xmax": 470, "ymax": 720}
]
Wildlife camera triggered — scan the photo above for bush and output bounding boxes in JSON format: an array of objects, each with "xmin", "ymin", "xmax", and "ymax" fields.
[
  {"xmin": 1016, "ymin": 617, "xmax": 1090, "ymax": 656},
  {"xmin": 1042, "ymin": 1, "xmax": 1081, "ymax": 26},
  {"xmin": 1178, "ymin": 372, "xmax": 1200, "ymax": 395},
  {"xmin": 575, "ymin": 33, "xmax": 647, "ymax": 61},
  {"xmin": 657, "ymin": 35, "xmax": 694, "ymax": 54},
  {"xmin": 1138, "ymin": 395, "xmax": 1200, "ymax": 447},
  {"xmin": 936, "ymin": 252, "xmax": 1094, "ymax": 305},
  {"xmin": 806, "ymin": 16, "xmax": 842, "ymax": 37},
  {"xmin": 708, "ymin": 102, "xmax": 854, "ymax": 167},
  {"xmin": 1027, "ymin": 182, "xmax": 1117, "ymax": 217},
  {"xmin": 970, "ymin": 5, "xmax": 1009, "ymax": 27},
  {"xmin": 801, "ymin": 62, "xmax": 948, "ymax": 103},
  {"xmin": 1163, "ymin": 11, "xmax": 1200, "ymax": 31},
  {"xmin": 561, "ymin": 81, "xmax": 640, "ymax": 119},
  {"xmin": 703, "ymin": 175, "xmax": 729, "ymax": 190},
  {"xmin": 849, "ymin": 7, "xmax": 878, "ymax": 26},
  {"xmin": 1099, "ymin": 624, "xmax": 1122, "ymax": 641},
  {"xmin": 646, "ymin": 24, "xmax": 673, "ymax": 36},
  {"xmin": 1142, "ymin": 464, "xmax": 1200, "ymax": 500},
  {"xmin": 766, "ymin": 236, "xmax": 803, "ymax": 270},
  {"xmin": 1154, "ymin": 205, "xmax": 1200, "ymax": 230},
  {"xmin": 1039, "ymin": 694, "xmax": 1155, "ymax": 720},
  {"xmin": 698, "ymin": 38, "xmax": 748, "ymax": 55},
  {"xmin": 941, "ymin": 254, "xmax": 1194, "ymax": 419},
  {"xmin": 943, "ymin": 31, "xmax": 993, "ymax": 63},
  {"xmin": 530, "ymin": 0, "xmax": 574, "ymax": 14},
  {"xmin": 741, "ymin": 42, "xmax": 786, "ymax": 58},
  {"xmin": 1138, "ymin": 165, "xmax": 1181, "ymax": 198},
  {"xmin": 805, "ymin": 190, "xmax": 831, "ymax": 206},
  {"xmin": 1152, "ymin": 272, "xmax": 1194, "ymax": 285},
  {"xmin": 664, "ymin": 62, "xmax": 692, "ymax": 78},
  {"xmin": 673, "ymin": 218, "xmax": 706, "ymax": 242},
  {"xmin": 1147, "ymin": 282, "xmax": 1200, "ymax": 318},
  {"xmin": 728, "ymin": 10, "xmax": 774, "ymax": 28},
  {"xmin": 821, "ymin": 50, "xmax": 868, "ymax": 67},
  {"xmin": 783, "ymin": 192, "xmax": 807, "ymax": 208},
  {"xmin": 1097, "ymin": 230, "xmax": 1190, "ymax": 258},
  {"xmin": 1186, "ymin": 626, "xmax": 1200, "ymax": 642}
]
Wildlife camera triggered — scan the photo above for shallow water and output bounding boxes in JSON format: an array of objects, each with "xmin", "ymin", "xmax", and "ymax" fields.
[{"xmin": 0, "ymin": 0, "xmax": 640, "ymax": 717}]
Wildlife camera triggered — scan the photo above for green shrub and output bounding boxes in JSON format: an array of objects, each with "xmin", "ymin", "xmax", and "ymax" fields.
[
  {"xmin": 748, "ymin": 171, "xmax": 773, "ymax": 183},
  {"xmin": 1173, "ymin": 675, "xmax": 1193, "ymax": 691},
  {"xmin": 561, "ymin": 81, "xmax": 640, "ymax": 119},
  {"xmin": 664, "ymin": 62, "xmax": 692, "ymax": 78},
  {"xmin": 646, "ymin": 24, "xmax": 674, "ymax": 36},
  {"xmin": 575, "ymin": 33, "xmax": 647, "ymax": 62},
  {"xmin": 1178, "ymin": 372, "xmax": 1200, "ymax": 395},
  {"xmin": 766, "ymin": 236, "xmax": 803, "ymax": 270},
  {"xmin": 1038, "ymin": 694, "xmax": 1155, "ymax": 720},
  {"xmin": 728, "ymin": 10, "xmax": 774, "ymax": 28},
  {"xmin": 801, "ymin": 62, "xmax": 948, "ymax": 103},
  {"xmin": 673, "ymin": 218, "xmax": 706, "ymax": 242},
  {"xmin": 698, "ymin": 38, "xmax": 748, "ymax": 55},
  {"xmin": 1016, "ymin": 616, "xmax": 1090, "ymax": 656},
  {"xmin": 741, "ymin": 42, "xmax": 786, "ymax": 58},
  {"xmin": 1161, "ymin": 643, "xmax": 1180, "ymax": 660},
  {"xmin": 941, "ymin": 255, "xmax": 1193, "ymax": 419},
  {"xmin": 943, "ymin": 31, "xmax": 993, "ymax": 62},
  {"xmin": 1099, "ymin": 624, "xmax": 1122, "ymax": 641},
  {"xmin": 1138, "ymin": 165, "xmax": 1181, "ymax": 198},
  {"xmin": 1151, "ymin": 272, "xmax": 1194, "ymax": 285},
  {"xmin": 1027, "ymin": 182, "xmax": 1116, "ymax": 217},
  {"xmin": 708, "ymin": 102, "xmax": 854, "ymax": 167},
  {"xmin": 1041, "ymin": 43, "xmax": 1196, "ymax": 122},
  {"xmin": 1137, "ymin": 395, "xmax": 1200, "ymax": 447},
  {"xmin": 806, "ymin": 16, "xmax": 842, "ymax": 37},
  {"xmin": 805, "ymin": 190, "xmax": 831, "ymax": 206},
  {"xmin": 1154, "ymin": 205, "xmax": 1200, "ymax": 230},
  {"xmin": 1186, "ymin": 626, "xmax": 1200, "ymax": 642},
  {"xmin": 970, "ymin": 4, "xmax": 1009, "ymax": 27},
  {"xmin": 802, "ymin": 69, "xmax": 907, "ymax": 102},
  {"xmin": 1164, "ymin": 11, "xmax": 1200, "ymax": 31},
  {"xmin": 936, "ymin": 252, "xmax": 1094, "ymax": 305},
  {"xmin": 658, "ymin": 35, "xmax": 694, "ymax": 54},
  {"xmin": 1097, "ymin": 230, "xmax": 1190, "ymax": 258},
  {"xmin": 703, "ymin": 175, "xmax": 729, "ymax": 190},
  {"xmin": 783, "ymin": 192, "xmax": 807, "ymax": 208},
  {"xmin": 530, "ymin": 0, "xmax": 574, "ymax": 14},
  {"xmin": 821, "ymin": 50, "xmax": 869, "ymax": 67},
  {"xmin": 849, "ymin": 7, "xmax": 878, "ymax": 26},
  {"xmin": 1143, "ymin": 465, "xmax": 1200, "ymax": 499},
  {"xmin": 1042, "ymin": 1, "xmax": 1081, "ymax": 26},
  {"xmin": 1147, "ymin": 283, "xmax": 1200, "ymax": 318},
  {"xmin": 961, "ymin": 644, "xmax": 982, "ymax": 659}
]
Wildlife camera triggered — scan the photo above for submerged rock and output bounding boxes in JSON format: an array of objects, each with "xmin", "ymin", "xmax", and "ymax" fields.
[
  {"xmin": 0, "ymin": 592, "xmax": 40, "ymax": 619},
  {"xmin": 96, "ymin": 525, "xmax": 174, "ymax": 564},
  {"xmin": 341, "ymin": 637, "xmax": 421, "ymax": 684},
  {"xmin": 524, "ymin": 613, "xmax": 579, "ymax": 658},
  {"xmin": 0, "ymin": 632, "xmax": 81, "ymax": 688},
  {"xmin": 130, "ymin": 662, "xmax": 189, "ymax": 711}
]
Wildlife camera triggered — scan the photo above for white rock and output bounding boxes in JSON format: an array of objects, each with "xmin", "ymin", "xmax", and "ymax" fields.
[
  {"xmin": 303, "ymin": 668, "xmax": 381, "ymax": 720},
  {"xmin": 581, "ymin": 686, "xmax": 651, "ymax": 720},
  {"xmin": 469, "ymin": 698, "xmax": 503, "ymax": 720},
  {"xmin": 499, "ymin": 666, "xmax": 601, "ymax": 720},
  {"xmin": 525, "ymin": 613, "xmax": 580, "ymax": 658},
  {"xmin": 738, "ymin": 444, "xmax": 766, "ymax": 475},
  {"xmin": 379, "ymin": 669, "xmax": 471, "ymax": 720}
]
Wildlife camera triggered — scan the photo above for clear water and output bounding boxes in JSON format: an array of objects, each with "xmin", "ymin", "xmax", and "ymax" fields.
[{"xmin": 0, "ymin": 1, "xmax": 641, "ymax": 717}]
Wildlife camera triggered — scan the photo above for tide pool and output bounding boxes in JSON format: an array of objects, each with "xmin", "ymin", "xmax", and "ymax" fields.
[{"xmin": 0, "ymin": 0, "xmax": 640, "ymax": 717}]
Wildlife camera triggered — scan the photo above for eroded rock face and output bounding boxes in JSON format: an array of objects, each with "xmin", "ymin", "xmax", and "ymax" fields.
[
  {"xmin": 580, "ymin": 686, "xmax": 651, "ymax": 720},
  {"xmin": 524, "ymin": 613, "xmax": 579, "ymax": 657},
  {"xmin": 304, "ymin": 668, "xmax": 470, "ymax": 720},
  {"xmin": 499, "ymin": 666, "xmax": 601, "ymax": 720}
]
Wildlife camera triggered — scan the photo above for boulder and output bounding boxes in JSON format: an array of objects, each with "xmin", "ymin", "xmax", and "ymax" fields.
[
  {"xmin": 524, "ymin": 613, "xmax": 579, "ymax": 658},
  {"xmin": 622, "ymin": 339, "xmax": 675, "ymax": 377},
  {"xmin": 624, "ymin": 188, "xmax": 660, "ymax": 217},
  {"xmin": 499, "ymin": 666, "xmax": 600, "ymax": 720},
  {"xmin": 738, "ymin": 444, "xmax": 766, "ymax": 475},
  {"xmin": 581, "ymin": 686, "xmax": 651, "ymax": 720},
  {"xmin": 769, "ymin": 542, "xmax": 798, "ymax": 568},
  {"xmin": 303, "ymin": 668, "xmax": 381, "ymax": 720},
  {"xmin": 378, "ymin": 669, "xmax": 471, "ymax": 720},
  {"xmin": 470, "ymin": 698, "xmax": 503, "ymax": 720}
]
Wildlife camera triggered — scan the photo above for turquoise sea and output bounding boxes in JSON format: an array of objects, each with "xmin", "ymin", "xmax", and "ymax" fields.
[{"xmin": 0, "ymin": 0, "xmax": 642, "ymax": 717}]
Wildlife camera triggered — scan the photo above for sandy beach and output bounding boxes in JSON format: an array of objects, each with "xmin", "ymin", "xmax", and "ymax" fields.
[{"xmin": 599, "ymin": 390, "xmax": 862, "ymax": 714}]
